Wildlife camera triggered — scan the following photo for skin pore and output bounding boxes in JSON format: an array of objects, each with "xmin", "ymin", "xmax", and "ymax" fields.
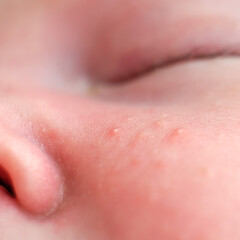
[{"xmin": 1, "ymin": 0, "xmax": 240, "ymax": 239}]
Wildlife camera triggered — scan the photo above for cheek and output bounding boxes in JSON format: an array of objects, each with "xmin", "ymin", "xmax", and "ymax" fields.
[
  {"xmin": 48, "ymin": 100, "xmax": 240, "ymax": 240},
  {"xmin": 92, "ymin": 114, "xmax": 240, "ymax": 239},
  {"xmin": 27, "ymin": 87, "xmax": 240, "ymax": 240}
]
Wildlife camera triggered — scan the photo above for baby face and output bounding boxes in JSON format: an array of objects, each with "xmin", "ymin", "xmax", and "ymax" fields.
[{"xmin": 1, "ymin": 0, "xmax": 240, "ymax": 239}]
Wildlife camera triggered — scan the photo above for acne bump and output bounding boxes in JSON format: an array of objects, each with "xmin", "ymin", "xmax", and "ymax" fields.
[
  {"xmin": 108, "ymin": 128, "xmax": 120, "ymax": 138},
  {"xmin": 165, "ymin": 128, "xmax": 186, "ymax": 143}
]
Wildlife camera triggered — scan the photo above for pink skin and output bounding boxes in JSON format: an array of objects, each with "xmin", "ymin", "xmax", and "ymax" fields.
[{"xmin": 1, "ymin": 0, "xmax": 240, "ymax": 239}]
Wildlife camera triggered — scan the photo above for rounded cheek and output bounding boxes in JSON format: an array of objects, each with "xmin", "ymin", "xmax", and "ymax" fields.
[
  {"xmin": 12, "ymin": 88, "xmax": 240, "ymax": 239},
  {"xmin": 44, "ymin": 100, "xmax": 240, "ymax": 240},
  {"xmin": 89, "ymin": 118, "xmax": 239, "ymax": 239}
]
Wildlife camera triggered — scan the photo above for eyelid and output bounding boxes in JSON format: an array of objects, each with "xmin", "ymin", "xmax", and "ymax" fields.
[{"xmin": 114, "ymin": 45, "xmax": 240, "ymax": 85}]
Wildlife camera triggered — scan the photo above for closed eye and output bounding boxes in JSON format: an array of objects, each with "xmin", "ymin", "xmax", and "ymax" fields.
[
  {"xmin": 89, "ymin": 44, "xmax": 240, "ymax": 105},
  {"xmin": 114, "ymin": 45, "xmax": 240, "ymax": 85}
]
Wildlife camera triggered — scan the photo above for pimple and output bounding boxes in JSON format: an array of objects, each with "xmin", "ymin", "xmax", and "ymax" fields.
[
  {"xmin": 152, "ymin": 119, "xmax": 169, "ymax": 128},
  {"xmin": 152, "ymin": 112, "xmax": 170, "ymax": 129},
  {"xmin": 108, "ymin": 128, "xmax": 120, "ymax": 138},
  {"xmin": 28, "ymin": 121, "xmax": 33, "ymax": 126},
  {"xmin": 129, "ymin": 129, "xmax": 149, "ymax": 148},
  {"xmin": 176, "ymin": 128, "xmax": 185, "ymax": 135},
  {"xmin": 165, "ymin": 128, "xmax": 186, "ymax": 143},
  {"xmin": 42, "ymin": 127, "xmax": 47, "ymax": 133}
]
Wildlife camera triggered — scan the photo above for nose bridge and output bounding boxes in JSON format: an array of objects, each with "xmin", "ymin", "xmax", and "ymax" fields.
[{"xmin": 0, "ymin": 125, "xmax": 64, "ymax": 217}]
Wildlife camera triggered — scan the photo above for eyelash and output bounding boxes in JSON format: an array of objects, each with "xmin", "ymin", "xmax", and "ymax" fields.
[{"xmin": 114, "ymin": 45, "xmax": 240, "ymax": 85}]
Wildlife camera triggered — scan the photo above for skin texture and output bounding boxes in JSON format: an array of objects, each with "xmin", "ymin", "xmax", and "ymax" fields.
[{"xmin": 1, "ymin": 0, "xmax": 240, "ymax": 239}]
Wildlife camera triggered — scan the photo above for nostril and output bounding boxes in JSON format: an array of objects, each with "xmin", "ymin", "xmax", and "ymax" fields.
[
  {"xmin": 0, "ymin": 165, "xmax": 15, "ymax": 198},
  {"xmin": 0, "ymin": 128, "xmax": 63, "ymax": 216}
]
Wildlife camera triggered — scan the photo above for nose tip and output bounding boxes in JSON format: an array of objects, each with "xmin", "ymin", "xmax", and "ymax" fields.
[{"xmin": 0, "ymin": 127, "xmax": 64, "ymax": 217}]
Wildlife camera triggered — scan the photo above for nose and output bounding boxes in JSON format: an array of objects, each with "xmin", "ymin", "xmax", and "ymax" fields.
[{"xmin": 0, "ymin": 125, "xmax": 63, "ymax": 217}]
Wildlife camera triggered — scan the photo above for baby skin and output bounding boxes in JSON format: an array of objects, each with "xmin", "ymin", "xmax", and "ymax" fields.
[{"xmin": 1, "ymin": 0, "xmax": 240, "ymax": 239}]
